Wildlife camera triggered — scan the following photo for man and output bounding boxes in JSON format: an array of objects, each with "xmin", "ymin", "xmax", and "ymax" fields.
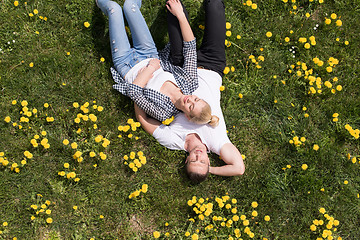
[{"xmin": 134, "ymin": 0, "xmax": 245, "ymax": 183}]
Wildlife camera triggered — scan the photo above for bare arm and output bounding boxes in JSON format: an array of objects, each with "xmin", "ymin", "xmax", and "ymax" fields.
[
  {"xmin": 166, "ymin": 0, "xmax": 195, "ymax": 42},
  {"xmin": 134, "ymin": 103, "xmax": 161, "ymax": 135},
  {"xmin": 132, "ymin": 59, "xmax": 160, "ymax": 88},
  {"xmin": 209, "ymin": 143, "xmax": 245, "ymax": 176}
]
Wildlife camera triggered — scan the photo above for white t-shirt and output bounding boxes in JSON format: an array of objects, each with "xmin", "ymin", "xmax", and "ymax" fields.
[
  {"xmin": 152, "ymin": 69, "xmax": 230, "ymax": 155},
  {"xmin": 125, "ymin": 58, "xmax": 177, "ymax": 92}
]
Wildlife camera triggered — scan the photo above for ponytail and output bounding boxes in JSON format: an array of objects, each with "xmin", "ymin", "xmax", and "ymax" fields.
[
  {"xmin": 189, "ymin": 100, "xmax": 219, "ymax": 127},
  {"xmin": 208, "ymin": 115, "xmax": 219, "ymax": 127}
]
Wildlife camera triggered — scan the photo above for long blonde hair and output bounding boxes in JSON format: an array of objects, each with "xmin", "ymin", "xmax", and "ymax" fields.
[{"xmin": 189, "ymin": 101, "xmax": 219, "ymax": 127}]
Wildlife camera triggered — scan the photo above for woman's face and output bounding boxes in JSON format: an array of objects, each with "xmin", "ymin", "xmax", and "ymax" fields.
[{"xmin": 176, "ymin": 95, "xmax": 206, "ymax": 117}]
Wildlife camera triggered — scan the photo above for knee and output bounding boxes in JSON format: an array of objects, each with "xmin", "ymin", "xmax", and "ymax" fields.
[
  {"xmin": 105, "ymin": 1, "xmax": 122, "ymax": 15},
  {"xmin": 123, "ymin": 0, "xmax": 140, "ymax": 14}
]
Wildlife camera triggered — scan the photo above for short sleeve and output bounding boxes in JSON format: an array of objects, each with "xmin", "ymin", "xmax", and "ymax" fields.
[{"xmin": 152, "ymin": 125, "xmax": 185, "ymax": 151}]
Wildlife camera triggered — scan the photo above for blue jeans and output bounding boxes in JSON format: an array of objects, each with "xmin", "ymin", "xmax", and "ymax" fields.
[{"xmin": 97, "ymin": 0, "xmax": 159, "ymax": 78}]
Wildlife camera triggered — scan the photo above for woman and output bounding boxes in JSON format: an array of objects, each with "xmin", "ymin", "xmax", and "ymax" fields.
[{"xmin": 96, "ymin": 0, "xmax": 219, "ymax": 126}]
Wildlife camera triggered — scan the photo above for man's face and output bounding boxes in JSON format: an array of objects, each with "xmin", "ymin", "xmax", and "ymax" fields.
[{"xmin": 185, "ymin": 146, "xmax": 210, "ymax": 175}]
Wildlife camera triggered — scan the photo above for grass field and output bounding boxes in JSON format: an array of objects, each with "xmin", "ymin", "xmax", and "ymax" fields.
[{"xmin": 1, "ymin": 0, "xmax": 360, "ymax": 239}]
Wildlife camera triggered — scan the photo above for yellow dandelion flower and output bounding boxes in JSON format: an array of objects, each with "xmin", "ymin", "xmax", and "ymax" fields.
[
  {"xmin": 226, "ymin": 22, "xmax": 231, "ymax": 29},
  {"xmin": 266, "ymin": 31, "xmax": 272, "ymax": 38},
  {"xmin": 336, "ymin": 85, "xmax": 342, "ymax": 91},
  {"xmin": 46, "ymin": 218, "xmax": 53, "ymax": 223},
  {"xmin": 336, "ymin": 20, "xmax": 342, "ymax": 26},
  {"xmin": 84, "ymin": 22, "xmax": 90, "ymax": 28},
  {"xmin": 223, "ymin": 67, "xmax": 230, "ymax": 74},
  {"xmin": 313, "ymin": 144, "xmax": 319, "ymax": 151},
  {"xmin": 153, "ymin": 231, "xmax": 161, "ymax": 238}
]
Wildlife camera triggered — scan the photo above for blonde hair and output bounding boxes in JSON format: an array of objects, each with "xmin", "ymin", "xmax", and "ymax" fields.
[{"xmin": 189, "ymin": 101, "xmax": 219, "ymax": 127}]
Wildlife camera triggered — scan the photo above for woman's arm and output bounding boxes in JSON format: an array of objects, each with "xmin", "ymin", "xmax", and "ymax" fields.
[
  {"xmin": 166, "ymin": 0, "xmax": 194, "ymax": 42},
  {"xmin": 132, "ymin": 59, "xmax": 160, "ymax": 88}
]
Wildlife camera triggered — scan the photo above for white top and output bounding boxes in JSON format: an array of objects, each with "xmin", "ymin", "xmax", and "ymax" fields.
[
  {"xmin": 124, "ymin": 58, "xmax": 177, "ymax": 92},
  {"xmin": 152, "ymin": 69, "xmax": 230, "ymax": 155}
]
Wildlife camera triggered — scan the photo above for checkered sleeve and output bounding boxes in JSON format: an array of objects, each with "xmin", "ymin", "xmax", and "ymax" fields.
[
  {"xmin": 127, "ymin": 84, "xmax": 173, "ymax": 122},
  {"xmin": 182, "ymin": 39, "xmax": 198, "ymax": 83},
  {"xmin": 111, "ymin": 67, "xmax": 129, "ymax": 96}
]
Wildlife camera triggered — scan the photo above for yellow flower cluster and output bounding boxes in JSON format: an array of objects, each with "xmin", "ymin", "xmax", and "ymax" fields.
[
  {"xmin": 325, "ymin": 13, "xmax": 342, "ymax": 27},
  {"xmin": 309, "ymin": 207, "xmax": 342, "ymax": 240},
  {"xmin": 27, "ymin": 8, "xmax": 48, "ymax": 22},
  {"xmin": 29, "ymin": 195, "xmax": 54, "ymax": 225},
  {"xmin": 344, "ymin": 124, "xmax": 359, "ymax": 139},
  {"xmin": 223, "ymin": 66, "xmax": 235, "ymax": 75},
  {"xmin": 128, "ymin": 184, "xmax": 148, "ymax": 199},
  {"xmin": 118, "ymin": 118, "xmax": 141, "ymax": 139},
  {"xmin": 162, "ymin": 116, "xmax": 174, "ymax": 125},
  {"xmin": 175, "ymin": 195, "xmax": 271, "ymax": 239},
  {"xmin": 332, "ymin": 113, "xmax": 339, "ymax": 122},
  {"xmin": 248, "ymin": 54, "xmax": 264, "ymax": 69},
  {"xmin": 58, "ymin": 163, "xmax": 79, "ymax": 182},
  {"xmin": 298, "ymin": 36, "xmax": 316, "ymax": 49},
  {"xmin": 0, "ymin": 152, "xmax": 27, "ymax": 173},
  {"xmin": 288, "ymin": 59, "xmax": 342, "ymax": 95},
  {"xmin": 73, "ymin": 101, "xmax": 101, "ymax": 127},
  {"xmin": 243, "ymin": 0, "xmax": 258, "ymax": 10},
  {"xmin": 30, "ymin": 132, "xmax": 50, "ymax": 149},
  {"xmin": 289, "ymin": 136, "xmax": 306, "ymax": 147},
  {"xmin": 123, "ymin": 151, "xmax": 147, "ymax": 172}
]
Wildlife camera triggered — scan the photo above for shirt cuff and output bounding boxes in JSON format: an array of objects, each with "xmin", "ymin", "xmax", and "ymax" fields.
[{"xmin": 183, "ymin": 38, "xmax": 196, "ymax": 48}]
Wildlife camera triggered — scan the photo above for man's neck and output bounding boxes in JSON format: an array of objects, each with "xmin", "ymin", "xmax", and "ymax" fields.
[{"xmin": 184, "ymin": 133, "xmax": 206, "ymax": 152}]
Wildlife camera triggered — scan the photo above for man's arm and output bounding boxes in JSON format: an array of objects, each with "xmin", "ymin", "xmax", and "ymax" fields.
[
  {"xmin": 209, "ymin": 143, "xmax": 245, "ymax": 176},
  {"xmin": 134, "ymin": 103, "xmax": 161, "ymax": 135}
]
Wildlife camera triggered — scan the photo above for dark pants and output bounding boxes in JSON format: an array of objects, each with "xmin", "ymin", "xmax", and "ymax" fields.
[{"xmin": 166, "ymin": 0, "xmax": 226, "ymax": 77}]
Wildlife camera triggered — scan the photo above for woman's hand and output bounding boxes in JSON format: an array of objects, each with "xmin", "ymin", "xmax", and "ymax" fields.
[
  {"xmin": 147, "ymin": 58, "xmax": 161, "ymax": 71},
  {"xmin": 166, "ymin": 0, "xmax": 185, "ymax": 19}
]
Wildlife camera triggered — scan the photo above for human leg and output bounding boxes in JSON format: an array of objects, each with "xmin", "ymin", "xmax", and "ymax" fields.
[
  {"xmin": 123, "ymin": 0, "xmax": 158, "ymax": 60},
  {"xmin": 197, "ymin": 0, "xmax": 226, "ymax": 76},
  {"xmin": 166, "ymin": 0, "xmax": 190, "ymax": 66},
  {"xmin": 97, "ymin": 0, "xmax": 134, "ymax": 77}
]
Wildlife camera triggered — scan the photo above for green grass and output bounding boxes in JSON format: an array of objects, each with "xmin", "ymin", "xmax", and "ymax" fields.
[{"xmin": 1, "ymin": 0, "xmax": 360, "ymax": 239}]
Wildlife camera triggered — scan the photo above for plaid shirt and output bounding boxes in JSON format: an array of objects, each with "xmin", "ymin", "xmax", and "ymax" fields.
[{"xmin": 112, "ymin": 39, "xmax": 198, "ymax": 122}]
